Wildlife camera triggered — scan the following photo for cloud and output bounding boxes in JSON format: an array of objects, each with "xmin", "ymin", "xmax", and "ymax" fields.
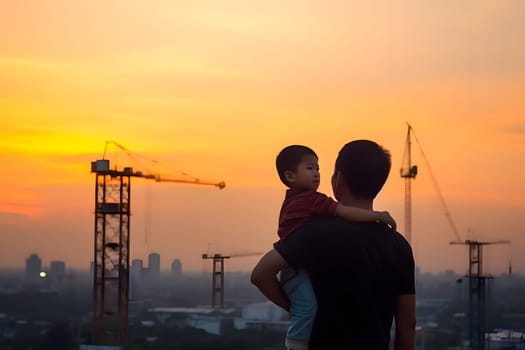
[
  {"xmin": 0, "ymin": 208, "xmax": 41, "ymax": 226},
  {"xmin": 501, "ymin": 123, "xmax": 525, "ymax": 135}
]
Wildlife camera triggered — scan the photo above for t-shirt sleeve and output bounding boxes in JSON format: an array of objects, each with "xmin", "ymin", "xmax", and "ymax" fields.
[
  {"xmin": 399, "ymin": 243, "xmax": 416, "ymax": 295},
  {"xmin": 309, "ymin": 192, "xmax": 339, "ymax": 216}
]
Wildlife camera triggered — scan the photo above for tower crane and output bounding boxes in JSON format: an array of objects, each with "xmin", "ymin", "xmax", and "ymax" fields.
[
  {"xmin": 400, "ymin": 123, "xmax": 463, "ymax": 244},
  {"xmin": 401, "ymin": 125, "xmax": 512, "ymax": 350},
  {"xmin": 90, "ymin": 141, "xmax": 225, "ymax": 347},
  {"xmin": 450, "ymin": 238, "xmax": 511, "ymax": 350},
  {"xmin": 202, "ymin": 252, "xmax": 262, "ymax": 308}
]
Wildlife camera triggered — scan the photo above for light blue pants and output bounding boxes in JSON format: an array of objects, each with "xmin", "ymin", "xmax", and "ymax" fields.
[{"xmin": 280, "ymin": 267, "xmax": 317, "ymax": 350}]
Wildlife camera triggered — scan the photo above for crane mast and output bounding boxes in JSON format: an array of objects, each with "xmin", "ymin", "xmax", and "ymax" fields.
[
  {"xmin": 400, "ymin": 123, "xmax": 418, "ymax": 244},
  {"xmin": 202, "ymin": 253, "xmax": 230, "ymax": 309},
  {"xmin": 202, "ymin": 252, "xmax": 262, "ymax": 308},
  {"xmin": 91, "ymin": 161, "xmax": 132, "ymax": 346},
  {"xmin": 450, "ymin": 239, "xmax": 510, "ymax": 350}
]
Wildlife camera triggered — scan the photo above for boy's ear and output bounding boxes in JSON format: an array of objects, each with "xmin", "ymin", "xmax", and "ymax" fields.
[{"xmin": 284, "ymin": 170, "xmax": 296, "ymax": 184}]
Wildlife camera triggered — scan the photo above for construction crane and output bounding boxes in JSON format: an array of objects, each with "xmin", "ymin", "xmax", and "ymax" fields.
[
  {"xmin": 401, "ymin": 124, "xmax": 513, "ymax": 349},
  {"xmin": 450, "ymin": 238, "xmax": 511, "ymax": 350},
  {"xmin": 401, "ymin": 123, "xmax": 464, "ymax": 244},
  {"xmin": 400, "ymin": 123, "xmax": 418, "ymax": 244},
  {"xmin": 90, "ymin": 141, "xmax": 225, "ymax": 347},
  {"xmin": 202, "ymin": 252, "xmax": 262, "ymax": 308}
]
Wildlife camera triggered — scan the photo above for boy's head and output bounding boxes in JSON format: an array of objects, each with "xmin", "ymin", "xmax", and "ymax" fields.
[
  {"xmin": 276, "ymin": 145, "xmax": 319, "ymax": 190},
  {"xmin": 333, "ymin": 139, "xmax": 391, "ymax": 200}
]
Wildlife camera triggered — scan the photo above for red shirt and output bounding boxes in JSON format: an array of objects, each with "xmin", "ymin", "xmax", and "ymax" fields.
[{"xmin": 277, "ymin": 188, "xmax": 339, "ymax": 242}]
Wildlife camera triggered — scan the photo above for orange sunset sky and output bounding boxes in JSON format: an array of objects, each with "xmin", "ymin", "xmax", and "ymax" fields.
[{"xmin": 1, "ymin": 1, "xmax": 524, "ymax": 275}]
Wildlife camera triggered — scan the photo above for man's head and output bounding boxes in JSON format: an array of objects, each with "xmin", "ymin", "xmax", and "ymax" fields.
[
  {"xmin": 333, "ymin": 140, "xmax": 391, "ymax": 200},
  {"xmin": 276, "ymin": 145, "xmax": 320, "ymax": 190}
]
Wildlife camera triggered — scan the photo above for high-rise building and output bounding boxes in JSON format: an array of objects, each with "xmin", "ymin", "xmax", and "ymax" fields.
[
  {"xmin": 25, "ymin": 254, "xmax": 42, "ymax": 279},
  {"xmin": 131, "ymin": 259, "xmax": 144, "ymax": 280},
  {"xmin": 130, "ymin": 259, "xmax": 144, "ymax": 299},
  {"xmin": 49, "ymin": 261, "xmax": 66, "ymax": 281},
  {"xmin": 171, "ymin": 259, "xmax": 182, "ymax": 276},
  {"xmin": 148, "ymin": 253, "xmax": 160, "ymax": 275}
]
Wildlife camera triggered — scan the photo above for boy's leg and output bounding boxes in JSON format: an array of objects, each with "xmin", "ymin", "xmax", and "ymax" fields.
[{"xmin": 280, "ymin": 268, "xmax": 317, "ymax": 350}]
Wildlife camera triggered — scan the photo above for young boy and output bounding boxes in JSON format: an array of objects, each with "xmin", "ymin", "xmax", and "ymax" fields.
[{"xmin": 275, "ymin": 145, "xmax": 396, "ymax": 350}]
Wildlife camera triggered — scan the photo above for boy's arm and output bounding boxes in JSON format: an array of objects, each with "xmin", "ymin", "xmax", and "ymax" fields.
[{"xmin": 335, "ymin": 204, "xmax": 397, "ymax": 230}]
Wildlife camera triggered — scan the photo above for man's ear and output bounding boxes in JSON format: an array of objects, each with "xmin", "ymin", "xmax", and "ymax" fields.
[
  {"xmin": 332, "ymin": 170, "xmax": 344, "ymax": 199},
  {"xmin": 284, "ymin": 170, "xmax": 296, "ymax": 184}
]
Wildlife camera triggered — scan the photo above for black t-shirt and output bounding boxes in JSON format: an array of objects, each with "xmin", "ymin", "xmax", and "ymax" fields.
[{"xmin": 275, "ymin": 217, "xmax": 415, "ymax": 350}]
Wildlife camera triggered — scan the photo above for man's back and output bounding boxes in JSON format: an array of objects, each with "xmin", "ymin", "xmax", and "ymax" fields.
[{"xmin": 276, "ymin": 217, "xmax": 415, "ymax": 349}]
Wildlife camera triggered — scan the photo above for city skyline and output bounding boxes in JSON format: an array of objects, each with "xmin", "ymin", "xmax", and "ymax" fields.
[
  {"xmin": 21, "ymin": 252, "xmax": 190, "ymax": 274},
  {"xmin": 9, "ymin": 248, "xmax": 521, "ymax": 277}
]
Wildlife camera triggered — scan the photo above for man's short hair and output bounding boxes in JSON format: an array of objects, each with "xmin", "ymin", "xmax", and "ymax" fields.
[
  {"xmin": 335, "ymin": 140, "xmax": 391, "ymax": 199},
  {"xmin": 276, "ymin": 145, "xmax": 318, "ymax": 187}
]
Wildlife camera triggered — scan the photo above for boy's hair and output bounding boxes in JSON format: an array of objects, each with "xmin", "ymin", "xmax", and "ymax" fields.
[
  {"xmin": 276, "ymin": 145, "xmax": 318, "ymax": 187},
  {"xmin": 335, "ymin": 140, "xmax": 391, "ymax": 199}
]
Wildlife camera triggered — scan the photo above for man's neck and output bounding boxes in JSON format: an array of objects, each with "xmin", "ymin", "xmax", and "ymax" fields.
[{"xmin": 338, "ymin": 196, "xmax": 374, "ymax": 210}]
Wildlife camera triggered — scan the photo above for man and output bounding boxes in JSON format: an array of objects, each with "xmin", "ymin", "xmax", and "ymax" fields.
[{"xmin": 251, "ymin": 140, "xmax": 416, "ymax": 350}]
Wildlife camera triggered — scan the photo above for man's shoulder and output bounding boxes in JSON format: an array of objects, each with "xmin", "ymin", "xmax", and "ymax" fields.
[
  {"xmin": 300, "ymin": 216, "xmax": 345, "ymax": 226},
  {"xmin": 299, "ymin": 216, "xmax": 376, "ymax": 228},
  {"xmin": 297, "ymin": 218, "xmax": 412, "ymax": 244},
  {"xmin": 294, "ymin": 216, "xmax": 360, "ymax": 234}
]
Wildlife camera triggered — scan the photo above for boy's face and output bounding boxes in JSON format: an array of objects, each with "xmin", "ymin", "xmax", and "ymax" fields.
[{"xmin": 286, "ymin": 154, "xmax": 320, "ymax": 191}]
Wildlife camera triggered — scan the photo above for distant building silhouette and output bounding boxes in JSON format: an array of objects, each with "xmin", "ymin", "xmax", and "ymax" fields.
[
  {"xmin": 130, "ymin": 259, "xmax": 144, "ymax": 299},
  {"xmin": 48, "ymin": 261, "xmax": 66, "ymax": 283},
  {"xmin": 148, "ymin": 253, "xmax": 160, "ymax": 275},
  {"xmin": 25, "ymin": 254, "xmax": 42, "ymax": 279},
  {"xmin": 171, "ymin": 259, "xmax": 182, "ymax": 276},
  {"xmin": 131, "ymin": 259, "xmax": 144, "ymax": 280}
]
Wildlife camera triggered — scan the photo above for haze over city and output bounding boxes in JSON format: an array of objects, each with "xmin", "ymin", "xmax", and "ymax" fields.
[{"xmin": 1, "ymin": 0, "xmax": 524, "ymax": 276}]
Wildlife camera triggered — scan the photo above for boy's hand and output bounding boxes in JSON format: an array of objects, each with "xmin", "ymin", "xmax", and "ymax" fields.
[{"xmin": 378, "ymin": 211, "xmax": 397, "ymax": 230}]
